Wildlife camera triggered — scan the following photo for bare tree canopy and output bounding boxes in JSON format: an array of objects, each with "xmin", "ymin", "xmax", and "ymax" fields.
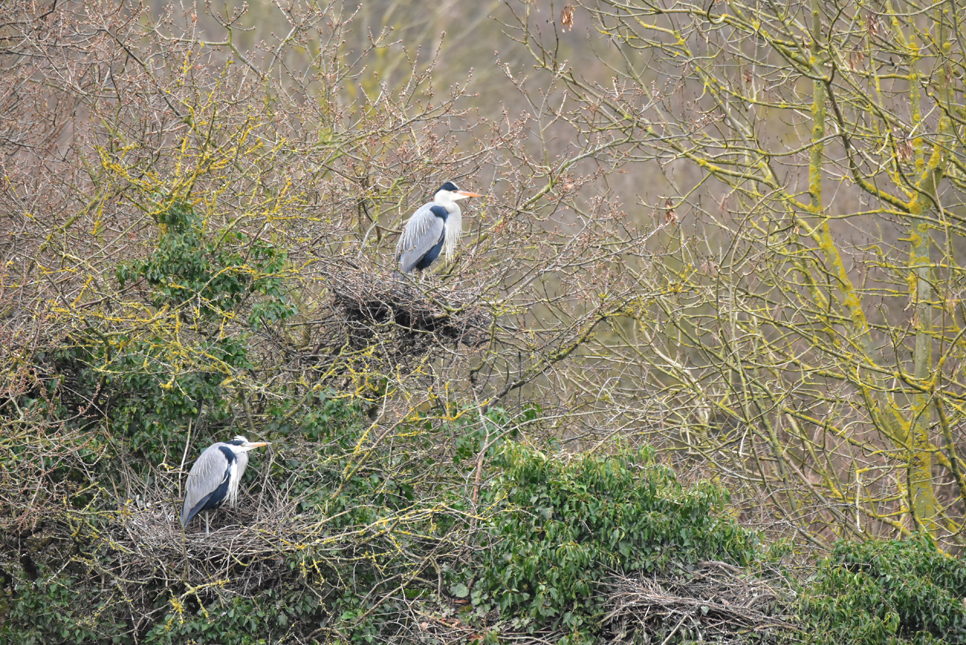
[
  {"xmin": 496, "ymin": 0, "xmax": 966, "ymax": 545},
  {"xmin": 6, "ymin": 0, "xmax": 966, "ymax": 643}
]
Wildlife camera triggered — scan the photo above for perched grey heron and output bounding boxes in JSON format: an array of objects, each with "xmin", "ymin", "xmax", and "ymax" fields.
[
  {"xmin": 395, "ymin": 181, "xmax": 482, "ymax": 274},
  {"xmin": 180, "ymin": 436, "xmax": 269, "ymax": 534}
]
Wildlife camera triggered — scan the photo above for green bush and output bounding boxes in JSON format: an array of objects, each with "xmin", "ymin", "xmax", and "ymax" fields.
[
  {"xmin": 42, "ymin": 198, "xmax": 298, "ymax": 468},
  {"xmin": 116, "ymin": 199, "xmax": 294, "ymax": 329},
  {"xmin": 145, "ymin": 592, "xmax": 322, "ymax": 645},
  {"xmin": 0, "ymin": 577, "xmax": 123, "ymax": 645},
  {"xmin": 799, "ymin": 534, "xmax": 966, "ymax": 645},
  {"xmin": 473, "ymin": 443, "xmax": 760, "ymax": 643},
  {"xmin": 0, "ymin": 392, "xmax": 456, "ymax": 645}
]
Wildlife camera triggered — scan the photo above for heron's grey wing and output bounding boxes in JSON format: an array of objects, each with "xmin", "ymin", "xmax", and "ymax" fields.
[
  {"xmin": 395, "ymin": 203, "xmax": 445, "ymax": 273},
  {"xmin": 181, "ymin": 443, "xmax": 230, "ymax": 526}
]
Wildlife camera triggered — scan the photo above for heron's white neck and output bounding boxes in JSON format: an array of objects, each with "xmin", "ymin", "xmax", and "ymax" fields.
[
  {"xmin": 443, "ymin": 203, "xmax": 462, "ymax": 261},
  {"xmin": 435, "ymin": 192, "xmax": 463, "ymax": 261},
  {"xmin": 227, "ymin": 449, "xmax": 250, "ymax": 507}
]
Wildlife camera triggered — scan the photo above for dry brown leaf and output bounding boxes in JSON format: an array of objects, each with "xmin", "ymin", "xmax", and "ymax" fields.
[
  {"xmin": 561, "ymin": 5, "xmax": 575, "ymax": 32},
  {"xmin": 665, "ymin": 198, "xmax": 677, "ymax": 224},
  {"xmin": 894, "ymin": 127, "xmax": 913, "ymax": 162}
]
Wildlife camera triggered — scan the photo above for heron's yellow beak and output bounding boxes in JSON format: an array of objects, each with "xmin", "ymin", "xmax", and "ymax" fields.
[
  {"xmin": 248, "ymin": 441, "xmax": 269, "ymax": 448},
  {"xmin": 456, "ymin": 190, "xmax": 482, "ymax": 198}
]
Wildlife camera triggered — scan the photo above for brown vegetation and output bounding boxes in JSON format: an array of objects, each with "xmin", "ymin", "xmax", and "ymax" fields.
[{"xmin": 4, "ymin": 0, "xmax": 966, "ymax": 641}]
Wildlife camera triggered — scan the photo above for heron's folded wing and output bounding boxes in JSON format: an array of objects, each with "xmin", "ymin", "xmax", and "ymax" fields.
[
  {"xmin": 396, "ymin": 204, "xmax": 445, "ymax": 273},
  {"xmin": 183, "ymin": 488, "xmax": 221, "ymax": 528},
  {"xmin": 181, "ymin": 444, "xmax": 231, "ymax": 526}
]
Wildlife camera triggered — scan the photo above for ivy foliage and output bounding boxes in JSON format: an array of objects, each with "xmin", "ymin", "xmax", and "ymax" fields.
[
  {"xmin": 144, "ymin": 587, "xmax": 323, "ymax": 645},
  {"xmin": 472, "ymin": 444, "xmax": 761, "ymax": 643},
  {"xmin": 1, "ymin": 576, "xmax": 120, "ymax": 645},
  {"xmin": 52, "ymin": 199, "xmax": 297, "ymax": 465},
  {"xmin": 116, "ymin": 198, "xmax": 295, "ymax": 329},
  {"xmin": 10, "ymin": 387, "xmax": 966, "ymax": 645},
  {"xmin": 799, "ymin": 534, "xmax": 966, "ymax": 645}
]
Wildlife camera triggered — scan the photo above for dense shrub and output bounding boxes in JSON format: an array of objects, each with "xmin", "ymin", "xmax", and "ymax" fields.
[
  {"xmin": 471, "ymin": 443, "xmax": 761, "ymax": 643},
  {"xmin": 1, "ymin": 577, "xmax": 123, "ymax": 645},
  {"xmin": 43, "ymin": 198, "xmax": 297, "ymax": 473},
  {"xmin": 799, "ymin": 534, "xmax": 966, "ymax": 645}
]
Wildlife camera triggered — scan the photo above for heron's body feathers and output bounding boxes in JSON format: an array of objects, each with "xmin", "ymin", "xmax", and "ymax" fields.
[
  {"xmin": 395, "ymin": 182, "xmax": 479, "ymax": 274},
  {"xmin": 180, "ymin": 441, "xmax": 249, "ymax": 527},
  {"xmin": 396, "ymin": 203, "xmax": 447, "ymax": 274}
]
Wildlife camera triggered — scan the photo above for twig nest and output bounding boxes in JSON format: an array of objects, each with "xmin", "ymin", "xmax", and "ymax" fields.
[{"xmin": 318, "ymin": 258, "xmax": 492, "ymax": 358}]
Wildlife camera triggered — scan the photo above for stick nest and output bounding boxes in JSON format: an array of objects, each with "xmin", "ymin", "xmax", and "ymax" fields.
[
  {"xmin": 602, "ymin": 561, "xmax": 796, "ymax": 643},
  {"xmin": 106, "ymin": 487, "xmax": 312, "ymax": 599},
  {"xmin": 304, "ymin": 258, "xmax": 492, "ymax": 366}
]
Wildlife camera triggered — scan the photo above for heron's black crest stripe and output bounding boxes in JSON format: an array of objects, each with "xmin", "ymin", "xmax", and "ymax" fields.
[
  {"xmin": 437, "ymin": 181, "xmax": 459, "ymax": 193},
  {"xmin": 218, "ymin": 445, "xmax": 236, "ymax": 465},
  {"xmin": 429, "ymin": 205, "xmax": 449, "ymax": 220}
]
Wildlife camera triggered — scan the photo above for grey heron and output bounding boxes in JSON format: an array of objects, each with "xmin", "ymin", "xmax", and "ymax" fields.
[
  {"xmin": 395, "ymin": 181, "xmax": 482, "ymax": 274},
  {"xmin": 180, "ymin": 436, "xmax": 269, "ymax": 534}
]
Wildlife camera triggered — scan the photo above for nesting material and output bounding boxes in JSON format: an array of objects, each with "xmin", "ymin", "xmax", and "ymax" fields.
[
  {"xmin": 311, "ymin": 258, "xmax": 492, "ymax": 362},
  {"xmin": 108, "ymin": 488, "xmax": 307, "ymax": 596},
  {"xmin": 602, "ymin": 561, "xmax": 795, "ymax": 643}
]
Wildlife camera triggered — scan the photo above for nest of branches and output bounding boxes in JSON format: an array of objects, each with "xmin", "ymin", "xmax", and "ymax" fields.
[
  {"xmin": 602, "ymin": 561, "xmax": 796, "ymax": 643},
  {"xmin": 303, "ymin": 258, "xmax": 492, "ymax": 365},
  {"xmin": 98, "ymin": 486, "xmax": 311, "ymax": 601}
]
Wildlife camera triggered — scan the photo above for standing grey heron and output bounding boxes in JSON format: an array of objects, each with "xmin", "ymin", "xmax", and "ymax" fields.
[
  {"xmin": 395, "ymin": 181, "xmax": 482, "ymax": 274},
  {"xmin": 180, "ymin": 436, "xmax": 269, "ymax": 534}
]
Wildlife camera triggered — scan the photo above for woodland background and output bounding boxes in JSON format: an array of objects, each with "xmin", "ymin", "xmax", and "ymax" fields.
[{"xmin": 5, "ymin": 0, "xmax": 966, "ymax": 643}]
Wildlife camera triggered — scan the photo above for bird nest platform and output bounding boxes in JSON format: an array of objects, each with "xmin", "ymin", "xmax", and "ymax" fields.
[
  {"xmin": 104, "ymin": 489, "xmax": 314, "ymax": 598},
  {"xmin": 312, "ymin": 258, "xmax": 492, "ymax": 359},
  {"xmin": 601, "ymin": 561, "xmax": 796, "ymax": 643}
]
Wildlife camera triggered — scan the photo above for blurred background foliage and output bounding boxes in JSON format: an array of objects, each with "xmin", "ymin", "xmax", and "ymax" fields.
[{"xmin": 3, "ymin": 0, "xmax": 966, "ymax": 643}]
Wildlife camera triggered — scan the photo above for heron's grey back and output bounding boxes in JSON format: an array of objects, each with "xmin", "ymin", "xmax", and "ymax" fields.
[
  {"xmin": 396, "ymin": 203, "xmax": 445, "ymax": 273},
  {"xmin": 181, "ymin": 442, "xmax": 234, "ymax": 526}
]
